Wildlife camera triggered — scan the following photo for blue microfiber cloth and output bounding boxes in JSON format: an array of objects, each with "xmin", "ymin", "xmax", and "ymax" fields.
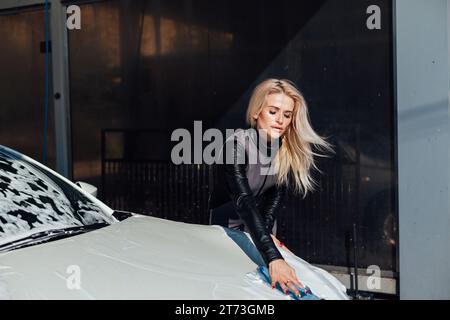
[{"xmin": 257, "ymin": 266, "xmax": 320, "ymax": 300}]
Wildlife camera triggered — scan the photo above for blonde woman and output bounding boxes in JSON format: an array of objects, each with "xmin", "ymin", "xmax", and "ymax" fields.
[{"xmin": 209, "ymin": 79, "xmax": 333, "ymax": 297}]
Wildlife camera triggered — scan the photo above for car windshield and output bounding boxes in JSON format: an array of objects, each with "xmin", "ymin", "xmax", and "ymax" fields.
[{"xmin": 0, "ymin": 148, "xmax": 113, "ymax": 247}]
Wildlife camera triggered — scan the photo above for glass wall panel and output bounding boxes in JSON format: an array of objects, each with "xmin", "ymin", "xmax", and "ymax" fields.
[
  {"xmin": 0, "ymin": 8, "xmax": 56, "ymax": 169},
  {"xmin": 69, "ymin": 0, "xmax": 396, "ymax": 273}
]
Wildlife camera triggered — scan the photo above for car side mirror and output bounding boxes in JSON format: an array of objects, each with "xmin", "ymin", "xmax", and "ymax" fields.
[{"xmin": 76, "ymin": 181, "xmax": 98, "ymax": 197}]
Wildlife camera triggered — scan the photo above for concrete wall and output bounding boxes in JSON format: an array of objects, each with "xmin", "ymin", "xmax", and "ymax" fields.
[{"xmin": 395, "ymin": 0, "xmax": 450, "ymax": 299}]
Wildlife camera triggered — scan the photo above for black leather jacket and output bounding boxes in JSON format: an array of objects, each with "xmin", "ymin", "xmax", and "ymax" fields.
[{"xmin": 209, "ymin": 133, "xmax": 288, "ymax": 265}]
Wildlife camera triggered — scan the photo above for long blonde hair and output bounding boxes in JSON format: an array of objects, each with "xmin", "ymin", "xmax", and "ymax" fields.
[{"xmin": 246, "ymin": 78, "xmax": 334, "ymax": 198}]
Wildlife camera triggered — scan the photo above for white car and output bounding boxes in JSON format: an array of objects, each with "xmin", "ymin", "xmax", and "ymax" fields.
[{"xmin": 0, "ymin": 146, "xmax": 349, "ymax": 300}]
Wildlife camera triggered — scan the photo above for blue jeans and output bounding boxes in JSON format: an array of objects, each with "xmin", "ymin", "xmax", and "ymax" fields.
[{"xmin": 223, "ymin": 227, "xmax": 266, "ymax": 267}]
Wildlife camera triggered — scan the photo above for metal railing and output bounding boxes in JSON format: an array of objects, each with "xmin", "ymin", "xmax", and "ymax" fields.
[{"xmin": 102, "ymin": 160, "xmax": 213, "ymax": 224}]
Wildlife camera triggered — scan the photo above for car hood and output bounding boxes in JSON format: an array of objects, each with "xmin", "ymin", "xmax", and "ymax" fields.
[{"xmin": 0, "ymin": 215, "xmax": 348, "ymax": 300}]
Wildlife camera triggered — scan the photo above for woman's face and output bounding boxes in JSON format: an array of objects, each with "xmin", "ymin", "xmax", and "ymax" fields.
[{"xmin": 253, "ymin": 93, "xmax": 295, "ymax": 140}]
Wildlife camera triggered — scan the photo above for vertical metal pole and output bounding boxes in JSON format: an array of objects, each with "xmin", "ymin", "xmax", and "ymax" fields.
[
  {"xmin": 100, "ymin": 129, "xmax": 105, "ymax": 201},
  {"xmin": 50, "ymin": 0, "xmax": 72, "ymax": 179},
  {"xmin": 353, "ymin": 124, "xmax": 361, "ymax": 298},
  {"xmin": 42, "ymin": 0, "xmax": 50, "ymax": 165},
  {"xmin": 353, "ymin": 223, "xmax": 359, "ymax": 298}
]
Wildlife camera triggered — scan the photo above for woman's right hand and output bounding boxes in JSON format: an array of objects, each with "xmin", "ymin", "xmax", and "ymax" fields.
[{"xmin": 268, "ymin": 259, "xmax": 304, "ymax": 296}]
